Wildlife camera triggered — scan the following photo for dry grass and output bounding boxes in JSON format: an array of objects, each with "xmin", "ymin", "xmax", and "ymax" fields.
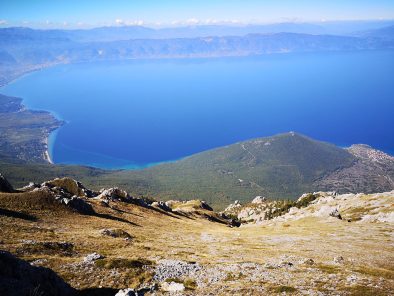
[{"xmin": 1, "ymin": 191, "xmax": 394, "ymax": 294}]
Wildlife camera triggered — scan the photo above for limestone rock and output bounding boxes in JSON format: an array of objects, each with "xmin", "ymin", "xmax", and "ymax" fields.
[
  {"xmin": 42, "ymin": 177, "xmax": 96, "ymax": 197},
  {"xmin": 299, "ymin": 258, "xmax": 315, "ymax": 265},
  {"xmin": 18, "ymin": 182, "xmax": 40, "ymax": 192},
  {"xmin": 251, "ymin": 196, "xmax": 267, "ymax": 204},
  {"xmin": 224, "ymin": 200, "xmax": 242, "ymax": 212},
  {"xmin": 334, "ymin": 256, "xmax": 345, "ymax": 264},
  {"xmin": 96, "ymin": 187, "xmax": 130, "ymax": 202},
  {"xmin": 161, "ymin": 281, "xmax": 185, "ymax": 292},
  {"xmin": 56, "ymin": 195, "xmax": 94, "ymax": 214},
  {"xmin": 83, "ymin": 252, "xmax": 104, "ymax": 263}
]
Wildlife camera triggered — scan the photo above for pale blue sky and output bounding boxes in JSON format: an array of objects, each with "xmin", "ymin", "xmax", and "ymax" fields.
[{"xmin": 1, "ymin": 0, "xmax": 394, "ymax": 28}]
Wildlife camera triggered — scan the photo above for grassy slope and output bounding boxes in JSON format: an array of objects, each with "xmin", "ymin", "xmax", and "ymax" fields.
[{"xmin": 0, "ymin": 190, "xmax": 393, "ymax": 294}]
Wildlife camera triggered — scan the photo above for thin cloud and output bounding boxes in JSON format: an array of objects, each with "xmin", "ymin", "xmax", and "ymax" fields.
[
  {"xmin": 115, "ymin": 19, "xmax": 144, "ymax": 26},
  {"xmin": 0, "ymin": 20, "xmax": 7, "ymax": 25}
]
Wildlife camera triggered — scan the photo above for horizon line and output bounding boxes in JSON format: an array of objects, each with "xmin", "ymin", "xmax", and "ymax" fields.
[{"xmin": 1, "ymin": 18, "xmax": 394, "ymax": 31}]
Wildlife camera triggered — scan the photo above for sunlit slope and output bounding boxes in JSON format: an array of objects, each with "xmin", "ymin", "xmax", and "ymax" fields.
[{"xmin": 114, "ymin": 132, "xmax": 356, "ymax": 207}]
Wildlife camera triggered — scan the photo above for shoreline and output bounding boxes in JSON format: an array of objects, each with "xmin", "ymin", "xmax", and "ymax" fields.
[
  {"xmin": 1, "ymin": 51, "xmax": 394, "ymax": 170},
  {"xmin": 0, "ymin": 64, "xmax": 66, "ymax": 165}
]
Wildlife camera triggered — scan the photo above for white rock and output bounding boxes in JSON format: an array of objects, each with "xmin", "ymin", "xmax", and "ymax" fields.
[
  {"xmin": 161, "ymin": 281, "xmax": 185, "ymax": 292},
  {"xmin": 333, "ymin": 256, "xmax": 345, "ymax": 264},
  {"xmin": 251, "ymin": 196, "xmax": 267, "ymax": 204},
  {"xmin": 361, "ymin": 212, "xmax": 394, "ymax": 223},
  {"xmin": 83, "ymin": 252, "xmax": 103, "ymax": 263},
  {"xmin": 115, "ymin": 288, "xmax": 136, "ymax": 296}
]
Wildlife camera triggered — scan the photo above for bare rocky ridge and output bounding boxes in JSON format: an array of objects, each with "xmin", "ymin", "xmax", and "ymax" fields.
[{"xmin": 223, "ymin": 191, "xmax": 394, "ymax": 225}]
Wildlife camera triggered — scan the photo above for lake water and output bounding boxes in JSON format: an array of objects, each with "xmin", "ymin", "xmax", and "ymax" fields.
[{"xmin": 2, "ymin": 51, "xmax": 394, "ymax": 168}]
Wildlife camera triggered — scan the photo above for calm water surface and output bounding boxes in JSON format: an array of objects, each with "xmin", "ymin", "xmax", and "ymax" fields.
[{"xmin": 2, "ymin": 51, "xmax": 394, "ymax": 168}]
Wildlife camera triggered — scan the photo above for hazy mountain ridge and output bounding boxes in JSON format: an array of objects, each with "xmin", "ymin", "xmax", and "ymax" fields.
[{"xmin": 1, "ymin": 23, "xmax": 394, "ymax": 86}]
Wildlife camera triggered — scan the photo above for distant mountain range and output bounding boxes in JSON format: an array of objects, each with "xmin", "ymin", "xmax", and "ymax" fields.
[{"xmin": 1, "ymin": 22, "xmax": 394, "ymax": 86}]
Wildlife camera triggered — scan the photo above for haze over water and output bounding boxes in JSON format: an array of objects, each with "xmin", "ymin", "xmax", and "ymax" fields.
[{"xmin": 2, "ymin": 50, "xmax": 394, "ymax": 169}]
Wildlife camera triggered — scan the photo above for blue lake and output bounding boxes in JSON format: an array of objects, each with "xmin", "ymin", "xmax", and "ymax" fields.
[{"xmin": 1, "ymin": 51, "xmax": 394, "ymax": 168}]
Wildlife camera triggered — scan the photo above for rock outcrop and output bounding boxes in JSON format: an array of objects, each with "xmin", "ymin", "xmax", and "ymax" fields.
[
  {"xmin": 42, "ymin": 177, "xmax": 97, "ymax": 198},
  {"xmin": 224, "ymin": 191, "xmax": 394, "ymax": 224},
  {"xmin": 100, "ymin": 228, "xmax": 132, "ymax": 239}
]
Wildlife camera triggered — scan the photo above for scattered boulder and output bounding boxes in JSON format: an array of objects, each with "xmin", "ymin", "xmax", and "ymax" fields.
[
  {"xmin": 18, "ymin": 182, "xmax": 40, "ymax": 192},
  {"xmin": 83, "ymin": 252, "xmax": 104, "ymax": 263},
  {"xmin": 346, "ymin": 274, "xmax": 358, "ymax": 283},
  {"xmin": 0, "ymin": 173, "xmax": 14, "ymax": 193},
  {"xmin": 153, "ymin": 260, "xmax": 201, "ymax": 283},
  {"xmin": 279, "ymin": 261, "xmax": 294, "ymax": 268},
  {"xmin": 100, "ymin": 228, "xmax": 132, "ymax": 239},
  {"xmin": 0, "ymin": 250, "xmax": 76, "ymax": 296},
  {"xmin": 161, "ymin": 281, "xmax": 185, "ymax": 292},
  {"xmin": 251, "ymin": 196, "xmax": 267, "ymax": 204},
  {"xmin": 299, "ymin": 258, "xmax": 314, "ymax": 265},
  {"xmin": 333, "ymin": 256, "xmax": 345, "ymax": 264}
]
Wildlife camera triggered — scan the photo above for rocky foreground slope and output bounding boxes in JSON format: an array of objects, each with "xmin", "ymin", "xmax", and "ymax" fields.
[{"xmin": 0, "ymin": 174, "xmax": 393, "ymax": 295}]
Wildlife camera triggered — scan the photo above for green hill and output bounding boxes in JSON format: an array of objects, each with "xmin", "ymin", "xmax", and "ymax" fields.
[
  {"xmin": 108, "ymin": 132, "xmax": 356, "ymax": 207},
  {"xmin": 3, "ymin": 131, "xmax": 394, "ymax": 210}
]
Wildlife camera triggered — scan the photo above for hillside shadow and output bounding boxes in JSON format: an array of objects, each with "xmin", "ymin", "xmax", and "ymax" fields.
[
  {"xmin": 92, "ymin": 212, "xmax": 140, "ymax": 227},
  {"xmin": 147, "ymin": 206, "xmax": 184, "ymax": 219},
  {"xmin": 110, "ymin": 206, "xmax": 143, "ymax": 217},
  {"xmin": 0, "ymin": 208, "xmax": 37, "ymax": 221},
  {"xmin": 78, "ymin": 288, "xmax": 118, "ymax": 296}
]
